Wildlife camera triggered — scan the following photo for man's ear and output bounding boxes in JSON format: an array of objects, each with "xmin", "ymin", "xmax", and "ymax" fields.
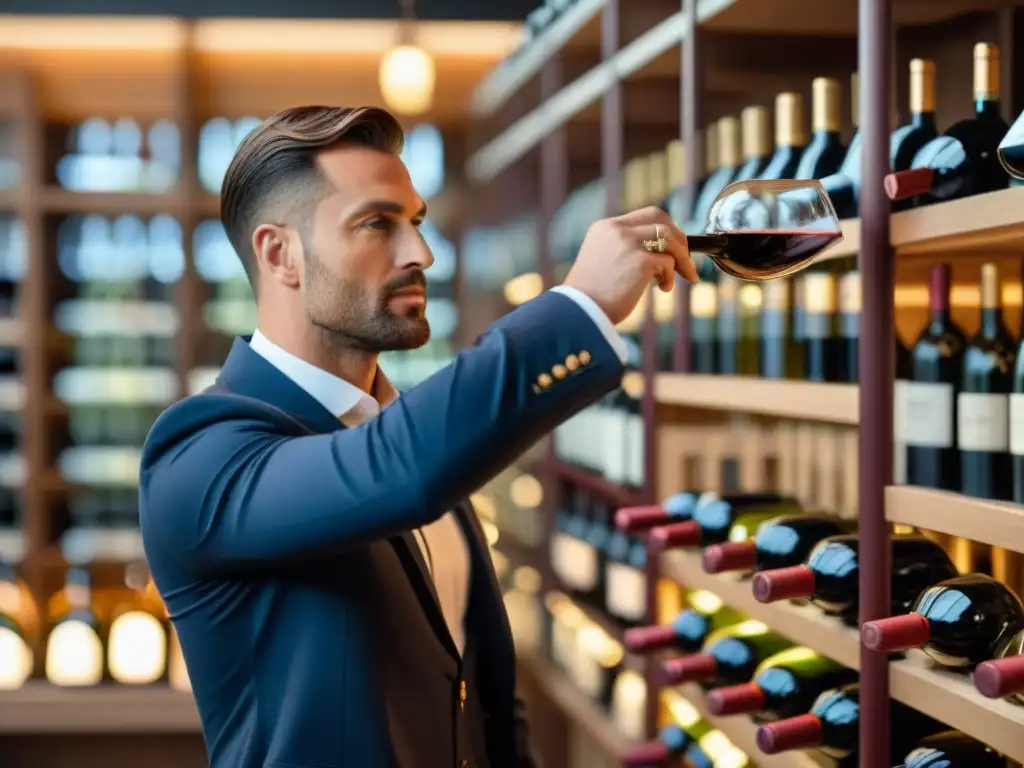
[{"xmin": 252, "ymin": 223, "xmax": 301, "ymax": 289}]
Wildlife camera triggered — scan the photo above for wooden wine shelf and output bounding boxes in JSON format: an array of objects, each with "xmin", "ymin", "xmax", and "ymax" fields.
[
  {"xmin": 0, "ymin": 683, "xmax": 200, "ymax": 733},
  {"xmin": 885, "ymin": 486, "xmax": 1024, "ymax": 554},
  {"xmin": 551, "ymin": 459, "xmax": 644, "ymax": 508},
  {"xmin": 678, "ymin": 683, "xmax": 833, "ymax": 768},
  {"xmin": 659, "ymin": 550, "xmax": 861, "ymax": 670},
  {"xmin": 518, "ymin": 653, "xmax": 636, "ymax": 757},
  {"xmin": 889, "ymin": 652, "xmax": 1024, "ymax": 764},
  {"xmin": 891, "ymin": 187, "xmax": 1024, "ymax": 256},
  {"xmin": 653, "ymin": 375, "xmax": 859, "ymax": 425},
  {"xmin": 468, "ymin": 0, "xmax": 606, "ymax": 118}
]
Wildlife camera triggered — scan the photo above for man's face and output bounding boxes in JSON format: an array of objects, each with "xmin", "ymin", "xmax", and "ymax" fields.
[{"xmin": 300, "ymin": 145, "xmax": 433, "ymax": 352}]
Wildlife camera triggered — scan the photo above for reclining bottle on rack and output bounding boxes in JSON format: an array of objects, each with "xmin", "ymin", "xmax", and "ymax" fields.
[
  {"xmin": 624, "ymin": 590, "xmax": 745, "ymax": 656},
  {"xmin": 660, "ymin": 620, "xmax": 790, "ymax": 690},
  {"xmin": 861, "ymin": 574, "xmax": 1024, "ymax": 677},
  {"xmin": 614, "ymin": 491, "xmax": 704, "ymax": 533},
  {"xmin": 701, "ymin": 513, "xmax": 856, "ymax": 575},
  {"xmin": 648, "ymin": 496, "xmax": 803, "ymax": 552},
  {"xmin": 756, "ymin": 683, "xmax": 944, "ymax": 765},
  {"xmin": 705, "ymin": 646, "xmax": 857, "ymax": 722},
  {"xmin": 752, "ymin": 533, "xmax": 958, "ymax": 626},
  {"xmin": 897, "ymin": 731, "xmax": 1008, "ymax": 767}
]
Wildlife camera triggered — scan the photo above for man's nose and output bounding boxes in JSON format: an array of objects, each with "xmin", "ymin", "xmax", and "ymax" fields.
[{"xmin": 397, "ymin": 228, "xmax": 434, "ymax": 271}]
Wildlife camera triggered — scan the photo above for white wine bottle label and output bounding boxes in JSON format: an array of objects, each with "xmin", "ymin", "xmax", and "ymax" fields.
[
  {"xmin": 958, "ymin": 392, "xmax": 1010, "ymax": 452},
  {"xmin": 0, "ymin": 626, "xmax": 32, "ymax": 690},
  {"xmin": 1010, "ymin": 394, "xmax": 1024, "ymax": 456},
  {"xmin": 555, "ymin": 535, "xmax": 598, "ymax": 592},
  {"xmin": 605, "ymin": 563, "xmax": 647, "ymax": 622},
  {"xmin": 902, "ymin": 382, "xmax": 954, "ymax": 448},
  {"xmin": 611, "ymin": 670, "xmax": 647, "ymax": 742},
  {"xmin": 46, "ymin": 621, "xmax": 104, "ymax": 686},
  {"xmin": 108, "ymin": 611, "xmax": 168, "ymax": 685}
]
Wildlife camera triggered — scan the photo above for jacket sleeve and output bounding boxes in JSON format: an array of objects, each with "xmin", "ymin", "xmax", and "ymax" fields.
[{"xmin": 140, "ymin": 291, "xmax": 623, "ymax": 572}]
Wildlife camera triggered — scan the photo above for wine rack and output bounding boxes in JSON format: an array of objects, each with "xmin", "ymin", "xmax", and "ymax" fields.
[{"xmin": 466, "ymin": 0, "xmax": 1024, "ymax": 766}]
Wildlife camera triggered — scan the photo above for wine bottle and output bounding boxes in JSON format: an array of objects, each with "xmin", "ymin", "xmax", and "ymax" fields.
[
  {"xmin": 959, "ymin": 263, "xmax": 1015, "ymax": 501},
  {"xmin": 690, "ymin": 117, "xmax": 741, "ymax": 235},
  {"xmin": 671, "ymin": 125, "xmax": 717, "ymax": 232},
  {"xmin": 46, "ymin": 567, "xmax": 105, "ymax": 686},
  {"xmin": 660, "ymin": 620, "xmax": 790, "ymax": 689},
  {"xmin": 737, "ymin": 282, "xmax": 762, "ymax": 376},
  {"xmin": 610, "ymin": 668, "xmax": 648, "ymax": 742},
  {"xmin": 615, "ymin": 491, "xmax": 703, "ymax": 534},
  {"xmin": 690, "ymin": 282, "xmax": 717, "ymax": 374},
  {"xmin": 625, "ymin": 591, "xmax": 745, "ymax": 655},
  {"xmin": 621, "ymin": 693, "xmax": 715, "ymax": 767},
  {"xmin": 752, "ymin": 533, "xmax": 959, "ymax": 626},
  {"xmin": 888, "ymin": 59, "xmax": 941, "ymax": 212},
  {"xmin": 106, "ymin": 560, "xmax": 169, "ymax": 684},
  {"xmin": 820, "ymin": 73, "xmax": 861, "ymax": 218},
  {"xmin": 649, "ymin": 497, "xmax": 803, "ymax": 552},
  {"xmin": 716, "ymin": 276, "xmax": 740, "ymax": 374},
  {"xmin": 973, "ymin": 627, "xmax": 1024, "ymax": 701},
  {"xmin": 705, "ymin": 646, "xmax": 857, "ymax": 721},
  {"xmin": 0, "ymin": 563, "xmax": 36, "ymax": 690},
  {"xmin": 1011, "ymin": 257, "xmax": 1024, "ymax": 503},
  {"xmin": 862, "ymin": 574, "xmax": 1024, "ymax": 669},
  {"xmin": 605, "ymin": 515, "xmax": 649, "ymax": 627},
  {"xmin": 761, "ymin": 93, "xmax": 807, "ymax": 180},
  {"xmin": 795, "ymin": 78, "xmax": 846, "ymax": 180},
  {"xmin": 801, "ymin": 272, "xmax": 840, "ymax": 382},
  {"xmin": 885, "ymin": 44, "xmax": 1009, "ymax": 205},
  {"xmin": 702, "ymin": 513, "xmax": 856, "ymax": 575},
  {"xmin": 760, "ymin": 280, "xmax": 802, "ymax": 380},
  {"xmin": 734, "ymin": 106, "xmax": 772, "ymax": 182},
  {"xmin": 905, "ymin": 265, "xmax": 967, "ymax": 491},
  {"xmin": 757, "ymin": 683, "xmax": 943, "ymax": 762},
  {"xmin": 837, "ymin": 270, "xmax": 859, "ymax": 383},
  {"xmin": 551, "ymin": 489, "xmax": 603, "ymax": 601},
  {"xmin": 897, "ymin": 731, "xmax": 1007, "ymax": 768},
  {"xmin": 894, "ymin": 332, "xmax": 914, "ymax": 486}
]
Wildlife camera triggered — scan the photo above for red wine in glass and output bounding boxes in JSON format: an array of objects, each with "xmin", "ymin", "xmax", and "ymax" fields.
[{"xmin": 687, "ymin": 179, "xmax": 843, "ymax": 281}]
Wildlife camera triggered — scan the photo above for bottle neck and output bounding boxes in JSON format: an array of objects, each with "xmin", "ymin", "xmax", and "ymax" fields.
[
  {"xmin": 929, "ymin": 308, "xmax": 952, "ymax": 327},
  {"xmin": 910, "ymin": 111, "xmax": 936, "ymax": 130},
  {"xmin": 980, "ymin": 305, "xmax": 1004, "ymax": 336},
  {"xmin": 976, "ymin": 99, "xmax": 1002, "ymax": 121}
]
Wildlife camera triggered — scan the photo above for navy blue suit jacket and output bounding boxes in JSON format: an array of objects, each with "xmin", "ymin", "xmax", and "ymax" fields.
[{"xmin": 139, "ymin": 292, "xmax": 624, "ymax": 768}]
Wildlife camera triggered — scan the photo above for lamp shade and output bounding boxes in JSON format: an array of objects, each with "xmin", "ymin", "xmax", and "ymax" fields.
[{"xmin": 379, "ymin": 44, "xmax": 436, "ymax": 116}]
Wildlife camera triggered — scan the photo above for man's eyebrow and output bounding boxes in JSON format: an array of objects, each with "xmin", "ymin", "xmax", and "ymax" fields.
[{"xmin": 347, "ymin": 200, "xmax": 428, "ymax": 220}]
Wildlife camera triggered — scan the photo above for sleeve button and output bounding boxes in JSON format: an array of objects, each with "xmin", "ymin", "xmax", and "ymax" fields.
[
  {"xmin": 565, "ymin": 354, "xmax": 580, "ymax": 371},
  {"xmin": 578, "ymin": 350, "xmax": 592, "ymax": 365},
  {"xmin": 536, "ymin": 373, "xmax": 553, "ymax": 389},
  {"xmin": 552, "ymin": 364, "xmax": 568, "ymax": 380}
]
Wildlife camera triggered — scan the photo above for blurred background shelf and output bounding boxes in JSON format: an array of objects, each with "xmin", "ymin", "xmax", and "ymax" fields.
[{"xmin": 886, "ymin": 486, "xmax": 1024, "ymax": 553}]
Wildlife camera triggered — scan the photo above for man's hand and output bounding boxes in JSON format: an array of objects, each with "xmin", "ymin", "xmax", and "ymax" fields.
[{"xmin": 562, "ymin": 206, "xmax": 698, "ymax": 326}]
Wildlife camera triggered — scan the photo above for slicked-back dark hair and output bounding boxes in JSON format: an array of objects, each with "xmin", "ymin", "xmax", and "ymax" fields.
[{"xmin": 220, "ymin": 105, "xmax": 405, "ymax": 285}]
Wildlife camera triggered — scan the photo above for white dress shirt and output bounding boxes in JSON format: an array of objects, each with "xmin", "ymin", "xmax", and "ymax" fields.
[{"xmin": 248, "ymin": 286, "xmax": 627, "ymax": 656}]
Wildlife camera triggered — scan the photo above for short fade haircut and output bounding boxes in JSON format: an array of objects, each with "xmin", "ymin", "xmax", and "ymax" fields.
[{"xmin": 220, "ymin": 106, "xmax": 405, "ymax": 285}]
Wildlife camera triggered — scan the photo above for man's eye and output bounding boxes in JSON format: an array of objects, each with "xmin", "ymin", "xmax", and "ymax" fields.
[{"xmin": 365, "ymin": 217, "xmax": 396, "ymax": 232}]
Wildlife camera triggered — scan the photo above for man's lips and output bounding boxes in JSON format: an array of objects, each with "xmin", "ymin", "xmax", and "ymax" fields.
[{"xmin": 389, "ymin": 287, "xmax": 426, "ymax": 298}]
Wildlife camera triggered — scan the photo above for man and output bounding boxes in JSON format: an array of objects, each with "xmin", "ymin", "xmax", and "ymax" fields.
[{"xmin": 140, "ymin": 105, "xmax": 695, "ymax": 768}]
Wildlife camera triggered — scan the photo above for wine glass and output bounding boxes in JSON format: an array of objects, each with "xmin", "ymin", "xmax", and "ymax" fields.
[
  {"xmin": 997, "ymin": 110, "xmax": 1024, "ymax": 180},
  {"xmin": 686, "ymin": 179, "xmax": 843, "ymax": 281}
]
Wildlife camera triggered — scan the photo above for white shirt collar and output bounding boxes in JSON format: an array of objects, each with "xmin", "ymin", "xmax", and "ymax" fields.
[{"xmin": 249, "ymin": 329, "xmax": 396, "ymax": 424}]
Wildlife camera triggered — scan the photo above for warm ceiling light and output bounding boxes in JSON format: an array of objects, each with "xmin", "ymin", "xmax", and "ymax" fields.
[{"xmin": 379, "ymin": 43, "xmax": 436, "ymax": 116}]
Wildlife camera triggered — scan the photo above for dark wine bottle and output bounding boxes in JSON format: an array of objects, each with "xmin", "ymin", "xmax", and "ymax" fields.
[
  {"xmin": 734, "ymin": 106, "xmax": 772, "ymax": 182},
  {"xmin": 702, "ymin": 513, "xmax": 856, "ymax": 575},
  {"xmin": 761, "ymin": 92, "xmax": 807, "ymax": 180},
  {"xmin": 737, "ymin": 281, "xmax": 762, "ymax": 376},
  {"xmin": 551, "ymin": 489, "xmax": 603, "ymax": 601},
  {"xmin": 620, "ymin": 723, "xmax": 705, "ymax": 767},
  {"xmin": 888, "ymin": 59, "xmax": 941, "ymax": 212},
  {"xmin": 973, "ymin": 627, "xmax": 1024, "ymax": 701},
  {"xmin": 660, "ymin": 620, "xmax": 790, "ymax": 689},
  {"xmin": 897, "ymin": 730, "xmax": 1007, "ymax": 768},
  {"xmin": 837, "ymin": 270, "xmax": 859, "ymax": 383},
  {"xmin": 624, "ymin": 595, "xmax": 745, "ymax": 656},
  {"xmin": 690, "ymin": 282, "xmax": 717, "ymax": 374},
  {"xmin": 959, "ymin": 262, "xmax": 1015, "ymax": 501},
  {"xmin": 760, "ymin": 280, "xmax": 802, "ymax": 379},
  {"xmin": 605, "ymin": 521, "xmax": 649, "ymax": 628},
  {"xmin": 885, "ymin": 44, "xmax": 1009, "ymax": 205},
  {"xmin": 752, "ymin": 533, "xmax": 959, "ymax": 626},
  {"xmin": 862, "ymin": 573, "xmax": 1024, "ymax": 669},
  {"xmin": 657, "ymin": 141, "xmax": 685, "ymax": 372},
  {"xmin": 705, "ymin": 646, "xmax": 857, "ymax": 722},
  {"xmin": 649, "ymin": 497, "xmax": 803, "ymax": 552},
  {"xmin": 615, "ymin": 491, "xmax": 703, "ymax": 533},
  {"xmin": 795, "ymin": 77, "xmax": 846, "ymax": 180},
  {"xmin": 756, "ymin": 683, "xmax": 943, "ymax": 762},
  {"xmin": 820, "ymin": 72, "xmax": 860, "ymax": 218},
  {"xmin": 716, "ymin": 276, "xmax": 740, "ymax": 375},
  {"xmin": 905, "ymin": 264, "xmax": 967, "ymax": 491},
  {"xmin": 801, "ymin": 272, "xmax": 840, "ymax": 382},
  {"xmin": 690, "ymin": 117, "xmax": 740, "ymax": 234}
]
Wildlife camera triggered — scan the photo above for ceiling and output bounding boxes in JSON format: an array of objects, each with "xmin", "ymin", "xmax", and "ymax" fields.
[{"xmin": 0, "ymin": 0, "xmax": 542, "ymax": 20}]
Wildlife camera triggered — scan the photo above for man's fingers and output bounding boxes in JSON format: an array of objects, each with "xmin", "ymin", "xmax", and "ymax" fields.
[
  {"xmin": 625, "ymin": 220, "xmax": 699, "ymax": 284},
  {"xmin": 652, "ymin": 255, "xmax": 676, "ymax": 292}
]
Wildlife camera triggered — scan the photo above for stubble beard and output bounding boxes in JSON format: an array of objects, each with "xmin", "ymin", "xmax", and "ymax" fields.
[{"xmin": 303, "ymin": 252, "xmax": 431, "ymax": 354}]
